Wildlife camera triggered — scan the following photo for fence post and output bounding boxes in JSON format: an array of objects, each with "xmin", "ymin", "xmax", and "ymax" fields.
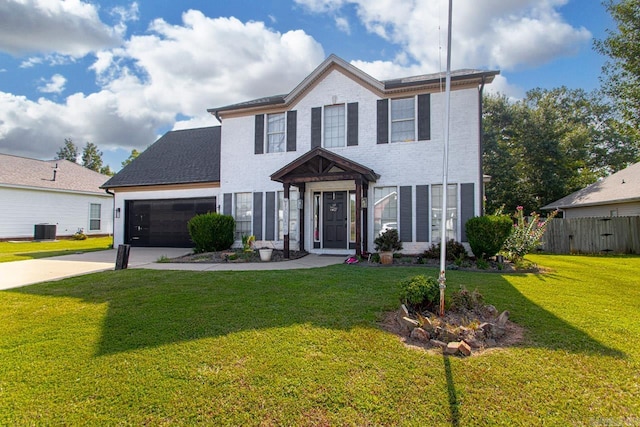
[{"xmin": 115, "ymin": 244, "xmax": 131, "ymax": 270}]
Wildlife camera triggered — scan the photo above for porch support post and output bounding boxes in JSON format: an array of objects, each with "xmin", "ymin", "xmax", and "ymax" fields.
[
  {"xmin": 363, "ymin": 182, "xmax": 369, "ymax": 253},
  {"xmin": 283, "ymin": 183, "xmax": 290, "ymax": 259},
  {"xmin": 298, "ymin": 183, "xmax": 305, "ymax": 253},
  {"xmin": 355, "ymin": 178, "xmax": 362, "ymax": 256}
]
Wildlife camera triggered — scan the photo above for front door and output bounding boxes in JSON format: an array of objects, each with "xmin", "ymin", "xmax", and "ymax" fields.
[{"xmin": 323, "ymin": 191, "xmax": 348, "ymax": 249}]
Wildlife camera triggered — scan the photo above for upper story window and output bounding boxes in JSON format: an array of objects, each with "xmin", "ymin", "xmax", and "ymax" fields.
[
  {"xmin": 255, "ymin": 111, "xmax": 297, "ymax": 154},
  {"xmin": 377, "ymin": 94, "xmax": 430, "ymax": 144},
  {"xmin": 390, "ymin": 98, "xmax": 415, "ymax": 142},
  {"xmin": 324, "ymin": 104, "xmax": 345, "ymax": 148},
  {"xmin": 267, "ymin": 113, "xmax": 285, "ymax": 153}
]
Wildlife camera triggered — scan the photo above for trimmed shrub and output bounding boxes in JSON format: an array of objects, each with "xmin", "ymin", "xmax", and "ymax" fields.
[
  {"xmin": 423, "ymin": 239, "xmax": 468, "ymax": 261},
  {"xmin": 188, "ymin": 212, "xmax": 235, "ymax": 253},
  {"xmin": 374, "ymin": 228, "xmax": 403, "ymax": 252},
  {"xmin": 450, "ymin": 286, "xmax": 484, "ymax": 312},
  {"xmin": 465, "ymin": 215, "xmax": 513, "ymax": 260},
  {"xmin": 399, "ymin": 275, "xmax": 439, "ymax": 312}
]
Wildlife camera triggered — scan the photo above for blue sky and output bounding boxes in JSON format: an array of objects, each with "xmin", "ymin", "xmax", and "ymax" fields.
[{"xmin": 0, "ymin": 0, "xmax": 614, "ymax": 171}]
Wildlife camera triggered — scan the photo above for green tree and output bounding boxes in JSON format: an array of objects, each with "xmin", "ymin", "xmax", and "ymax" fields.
[
  {"xmin": 81, "ymin": 142, "xmax": 104, "ymax": 172},
  {"xmin": 483, "ymin": 88, "xmax": 637, "ymax": 214},
  {"xmin": 55, "ymin": 138, "xmax": 78, "ymax": 162},
  {"xmin": 595, "ymin": 0, "xmax": 640, "ymax": 131},
  {"xmin": 99, "ymin": 165, "xmax": 115, "ymax": 176},
  {"xmin": 121, "ymin": 149, "xmax": 140, "ymax": 168}
]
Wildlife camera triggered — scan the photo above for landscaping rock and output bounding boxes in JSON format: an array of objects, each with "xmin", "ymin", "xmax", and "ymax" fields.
[
  {"xmin": 400, "ymin": 316, "xmax": 420, "ymax": 332},
  {"xmin": 430, "ymin": 339, "xmax": 447, "ymax": 349},
  {"xmin": 458, "ymin": 340, "xmax": 472, "ymax": 357},
  {"xmin": 444, "ymin": 341, "xmax": 460, "ymax": 355},
  {"xmin": 410, "ymin": 327, "xmax": 430, "ymax": 342},
  {"xmin": 399, "ymin": 304, "xmax": 410, "ymax": 319},
  {"xmin": 485, "ymin": 338, "xmax": 497, "ymax": 347},
  {"xmin": 496, "ymin": 310, "xmax": 510, "ymax": 326},
  {"xmin": 479, "ymin": 322, "xmax": 506, "ymax": 339},
  {"xmin": 419, "ymin": 315, "xmax": 434, "ymax": 332},
  {"xmin": 483, "ymin": 304, "xmax": 498, "ymax": 317}
]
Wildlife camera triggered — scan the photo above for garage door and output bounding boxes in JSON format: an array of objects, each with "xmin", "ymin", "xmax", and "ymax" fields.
[{"xmin": 125, "ymin": 197, "xmax": 216, "ymax": 247}]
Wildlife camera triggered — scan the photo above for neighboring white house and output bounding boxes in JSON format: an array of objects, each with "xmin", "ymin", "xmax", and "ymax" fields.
[
  {"xmin": 0, "ymin": 153, "xmax": 113, "ymax": 240},
  {"xmin": 103, "ymin": 55, "xmax": 498, "ymax": 254},
  {"xmin": 543, "ymin": 161, "xmax": 640, "ymax": 218}
]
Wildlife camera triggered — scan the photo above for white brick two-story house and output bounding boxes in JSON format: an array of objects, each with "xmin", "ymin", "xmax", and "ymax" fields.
[{"xmin": 104, "ymin": 55, "xmax": 498, "ymax": 255}]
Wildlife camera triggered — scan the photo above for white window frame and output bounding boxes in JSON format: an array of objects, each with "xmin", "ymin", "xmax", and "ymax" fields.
[
  {"xmin": 323, "ymin": 104, "xmax": 346, "ymax": 148},
  {"xmin": 89, "ymin": 203, "xmax": 101, "ymax": 231},
  {"xmin": 373, "ymin": 187, "xmax": 398, "ymax": 237},
  {"xmin": 431, "ymin": 184, "xmax": 458, "ymax": 243},
  {"xmin": 390, "ymin": 97, "xmax": 416, "ymax": 143},
  {"xmin": 277, "ymin": 191, "xmax": 299, "ymax": 241},
  {"xmin": 266, "ymin": 113, "xmax": 286, "ymax": 153},
  {"xmin": 234, "ymin": 192, "xmax": 252, "ymax": 240}
]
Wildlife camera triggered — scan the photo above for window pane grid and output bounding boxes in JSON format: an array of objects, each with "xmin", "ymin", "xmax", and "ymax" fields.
[
  {"xmin": 431, "ymin": 184, "xmax": 457, "ymax": 242},
  {"xmin": 324, "ymin": 105, "xmax": 345, "ymax": 148},
  {"xmin": 373, "ymin": 187, "xmax": 398, "ymax": 237},
  {"xmin": 391, "ymin": 98, "xmax": 415, "ymax": 142},
  {"xmin": 89, "ymin": 203, "xmax": 101, "ymax": 231},
  {"xmin": 235, "ymin": 193, "xmax": 252, "ymax": 240},
  {"xmin": 278, "ymin": 191, "xmax": 298, "ymax": 241},
  {"xmin": 267, "ymin": 113, "xmax": 285, "ymax": 153}
]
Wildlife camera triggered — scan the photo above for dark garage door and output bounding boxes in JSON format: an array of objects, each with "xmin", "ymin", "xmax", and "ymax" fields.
[{"xmin": 125, "ymin": 197, "xmax": 216, "ymax": 247}]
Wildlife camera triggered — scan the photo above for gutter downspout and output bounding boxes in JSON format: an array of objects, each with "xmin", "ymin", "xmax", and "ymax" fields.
[
  {"xmin": 105, "ymin": 188, "xmax": 115, "ymax": 247},
  {"xmin": 478, "ymin": 75, "xmax": 486, "ymax": 216}
]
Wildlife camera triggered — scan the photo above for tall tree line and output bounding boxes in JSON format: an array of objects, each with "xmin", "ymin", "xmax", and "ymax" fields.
[
  {"xmin": 55, "ymin": 139, "xmax": 114, "ymax": 176},
  {"xmin": 483, "ymin": 0, "xmax": 640, "ymax": 214}
]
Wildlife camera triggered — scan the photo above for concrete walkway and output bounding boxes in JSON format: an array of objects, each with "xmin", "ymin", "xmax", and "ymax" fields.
[{"xmin": 0, "ymin": 248, "xmax": 346, "ymax": 290}]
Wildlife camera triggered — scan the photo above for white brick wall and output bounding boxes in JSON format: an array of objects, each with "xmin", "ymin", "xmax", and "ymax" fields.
[{"xmin": 219, "ymin": 69, "xmax": 483, "ymax": 252}]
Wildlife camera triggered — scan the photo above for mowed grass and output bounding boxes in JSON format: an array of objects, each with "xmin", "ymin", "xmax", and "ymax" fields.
[
  {"xmin": 0, "ymin": 236, "xmax": 113, "ymax": 263},
  {"xmin": 1, "ymin": 255, "xmax": 638, "ymax": 426}
]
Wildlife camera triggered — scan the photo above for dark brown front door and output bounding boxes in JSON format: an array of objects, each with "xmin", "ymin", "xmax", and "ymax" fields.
[{"xmin": 323, "ymin": 191, "xmax": 348, "ymax": 249}]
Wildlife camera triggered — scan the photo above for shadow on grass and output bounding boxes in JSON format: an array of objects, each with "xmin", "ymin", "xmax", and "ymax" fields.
[
  {"xmin": 443, "ymin": 355, "xmax": 460, "ymax": 427},
  {"xmin": 8, "ymin": 264, "xmax": 627, "ymax": 359}
]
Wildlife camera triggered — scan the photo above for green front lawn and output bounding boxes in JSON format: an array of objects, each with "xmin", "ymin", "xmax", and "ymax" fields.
[
  {"xmin": 0, "ymin": 236, "xmax": 113, "ymax": 263},
  {"xmin": 1, "ymin": 255, "xmax": 638, "ymax": 425}
]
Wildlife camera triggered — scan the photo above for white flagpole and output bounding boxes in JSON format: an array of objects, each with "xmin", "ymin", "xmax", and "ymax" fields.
[{"xmin": 439, "ymin": 0, "xmax": 453, "ymax": 317}]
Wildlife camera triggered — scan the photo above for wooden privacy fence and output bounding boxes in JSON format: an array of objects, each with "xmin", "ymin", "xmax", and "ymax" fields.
[{"xmin": 541, "ymin": 216, "xmax": 640, "ymax": 254}]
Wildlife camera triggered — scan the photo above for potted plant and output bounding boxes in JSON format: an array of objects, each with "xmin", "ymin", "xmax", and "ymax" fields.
[
  {"xmin": 374, "ymin": 228, "xmax": 403, "ymax": 265},
  {"xmin": 258, "ymin": 243, "xmax": 273, "ymax": 261}
]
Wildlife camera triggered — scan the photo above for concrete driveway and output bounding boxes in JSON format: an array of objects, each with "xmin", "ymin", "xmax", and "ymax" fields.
[{"xmin": 0, "ymin": 247, "xmax": 192, "ymax": 290}]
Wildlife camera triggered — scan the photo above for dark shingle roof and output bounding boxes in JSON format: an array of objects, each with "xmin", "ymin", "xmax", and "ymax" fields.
[
  {"xmin": 0, "ymin": 153, "xmax": 111, "ymax": 195},
  {"xmin": 102, "ymin": 126, "xmax": 221, "ymax": 189}
]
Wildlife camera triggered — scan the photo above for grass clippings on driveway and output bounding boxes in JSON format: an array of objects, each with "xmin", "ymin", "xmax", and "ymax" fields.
[{"xmin": 0, "ymin": 255, "xmax": 638, "ymax": 426}]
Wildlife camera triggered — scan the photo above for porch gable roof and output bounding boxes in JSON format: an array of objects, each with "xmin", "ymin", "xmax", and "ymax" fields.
[{"xmin": 270, "ymin": 147, "xmax": 379, "ymax": 184}]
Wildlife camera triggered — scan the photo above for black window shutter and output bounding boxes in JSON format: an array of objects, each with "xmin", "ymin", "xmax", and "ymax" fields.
[
  {"xmin": 347, "ymin": 102, "xmax": 358, "ymax": 146},
  {"xmin": 286, "ymin": 110, "xmax": 297, "ymax": 152},
  {"xmin": 253, "ymin": 192, "xmax": 263, "ymax": 240},
  {"xmin": 377, "ymin": 99, "xmax": 389, "ymax": 144},
  {"xmin": 399, "ymin": 186, "xmax": 413, "ymax": 242},
  {"xmin": 311, "ymin": 107, "xmax": 322, "ymax": 149},
  {"xmin": 223, "ymin": 193, "xmax": 232, "ymax": 216},
  {"xmin": 265, "ymin": 192, "xmax": 276, "ymax": 240},
  {"xmin": 255, "ymin": 114, "xmax": 264, "ymax": 154},
  {"xmin": 417, "ymin": 94, "xmax": 431, "ymax": 141},
  {"xmin": 416, "ymin": 185, "xmax": 429, "ymax": 242},
  {"xmin": 460, "ymin": 183, "xmax": 475, "ymax": 242}
]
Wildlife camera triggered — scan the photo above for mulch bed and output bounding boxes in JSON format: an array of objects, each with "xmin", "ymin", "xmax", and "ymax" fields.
[{"xmin": 167, "ymin": 249, "xmax": 309, "ymax": 263}]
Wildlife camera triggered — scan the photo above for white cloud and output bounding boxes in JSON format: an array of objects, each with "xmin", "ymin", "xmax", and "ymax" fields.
[
  {"xmin": 297, "ymin": 0, "xmax": 591, "ymax": 96},
  {"xmin": 0, "ymin": 0, "xmax": 122, "ymax": 57},
  {"xmin": 335, "ymin": 16, "xmax": 351, "ymax": 34},
  {"xmin": 38, "ymin": 74, "xmax": 67, "ymax": 94},
  {"xmin": 0, "ymin": 11, "xmax": 325, "ymax": 162}
]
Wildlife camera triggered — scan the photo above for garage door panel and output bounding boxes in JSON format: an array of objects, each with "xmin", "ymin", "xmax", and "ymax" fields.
[{"xmin": 126, "ymin": 197, "xmax": 216, "ymax": 247}]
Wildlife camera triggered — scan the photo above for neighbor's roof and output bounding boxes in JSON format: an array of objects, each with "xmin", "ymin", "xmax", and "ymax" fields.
[
  {"xmin": 0, "ymin": 153, "xmax": 111, "ymax": 195},
  {"xmin": 543, "ymin": 162, "xmax": 640, "ymax": 210},
  {"xmin": 208, "ymin": 54, "xmax": 499, "ymax": 118},
  {"xmin": 102, "ymin": 126, "xmax": 221, "ymax": 189}
]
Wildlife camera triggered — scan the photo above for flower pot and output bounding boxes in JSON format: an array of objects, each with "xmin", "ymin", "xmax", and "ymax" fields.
[
  {"xmin": 259, "ymin": 248, "xmax": 273, "ymax": 261},
  {"xmin": 379, "ymin": 251, "xmax": 393, "ymax": 265}
]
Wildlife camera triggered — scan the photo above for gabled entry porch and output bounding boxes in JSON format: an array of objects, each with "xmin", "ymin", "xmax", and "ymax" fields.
[{"xmin": 271, "ymin": 147, "xmax": 379, "ymax": 258}]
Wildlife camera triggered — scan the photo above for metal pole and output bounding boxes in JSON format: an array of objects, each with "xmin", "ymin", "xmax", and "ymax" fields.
[{"xmin": 439, "ymin": 0, "xmax": 453, "ymax": 317}]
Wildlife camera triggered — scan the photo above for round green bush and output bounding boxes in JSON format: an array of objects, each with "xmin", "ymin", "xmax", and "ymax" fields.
[
  {"xmin": 188, "ymin": 212, "xmax": 235, "ymax": 253},
  {"xmin": 399, "ymin": 275, "xmax": 439, "ymax": 312},
  {"xmin": 465, "ymin": 215, "xmax": 513, "ymax": 260}
]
